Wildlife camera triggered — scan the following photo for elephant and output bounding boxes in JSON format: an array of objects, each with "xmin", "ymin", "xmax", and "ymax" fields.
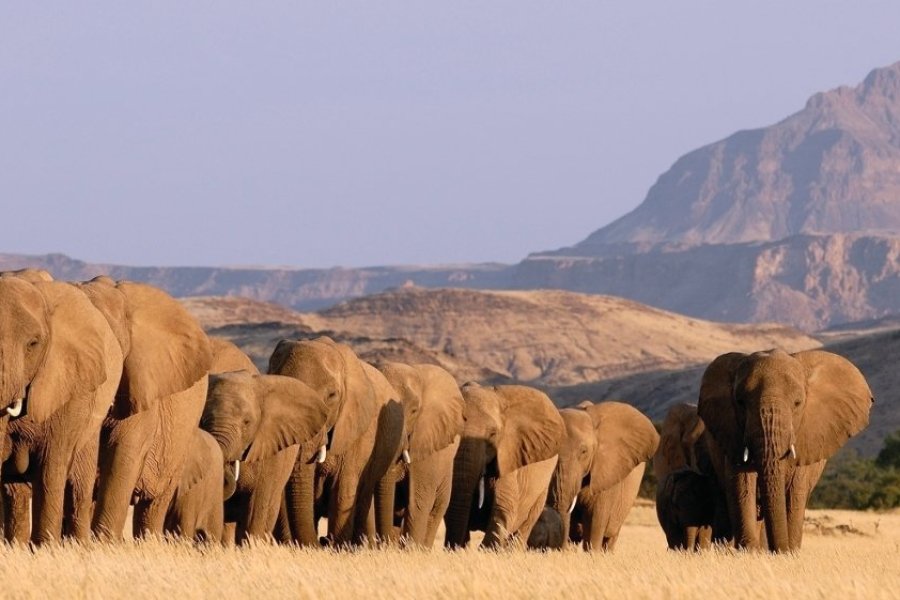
[
  {"xmin": 208, "ymin": 337, "xmax": 258, "ymax": 374},
  {"xmin": 77, "ymin": 277, "xmax": 213, "ymax": 540},
  {"xmin": 269, "ymin": 337, "xmax": 403, "ymax": 547},
  {"xmin": 0, "ymin": 273, "xmax": 123, "ymax": 544},
  {"xmin": 525, "ymin": 507, "xmax": 565, "ymax": 550},
  {"xmin": 544, "ymin": 401, "xmax": 659, "ymax": 552},
  {"xmin": 697, "ymin": 349, "xmax": 873, "ymax": 553},
  {"xmin": 374, "ymin": 362, "xmax": 465, "ymax": 548},
  {"xmin": 444, "ymin": 383, "xmax": 565, "ymax": 550},
  {"xmin": 182, "ymin": 370, "xmax": 330, "ymax": 545},
  {"xmin": 656, "ymin": 467, "xmax": 716, "ymax": 551},
  {"xmin": 165, "ymin": 428, "xmax": 225, "ymax": 543},
  {"xmin": 654, "ymin": 402, "xmax": 730, "ymax": 550}
]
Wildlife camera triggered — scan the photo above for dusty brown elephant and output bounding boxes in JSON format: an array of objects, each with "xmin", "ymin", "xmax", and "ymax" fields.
[
  {"xmin": 375, "ymin": 362, "xmax": 464, "ymax": 548},
  {"xmin": 0, "ymin": 273, "xmax": 123, "ymax": 544},
  {"xmin": 78, "ymin": 277, "xmax": 213, "ymax": 540},
  {"xmin": 166, "ymin": 428, "xmax": 225, "ymax": 542},
  {"xmin": 543, "ymin": 401, "xmax": 659, "ymax": 552},
  {"xmin": 269, "ymin": 337, "xmax": 403, "ymax": 546},
  {"xmin": 525, "ymin": 507, "xmax": 565, "ymax": 550},
  {"xmin": 183, "ymin": 370, "xmax": 331, "ymax": 544},
  {"xmin": 654, "ymin": 402, "xmax": 730, "ymax": 551},
  {"xmin": 444, "ymin": 383, "xmax": 565, "ymax": 549},
  {"xmin": 697, "ymin": 349, "xmax": 873, "ymax": 553}
]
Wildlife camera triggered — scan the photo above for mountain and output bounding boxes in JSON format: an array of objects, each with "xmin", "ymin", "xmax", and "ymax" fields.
[{"xmin": 574, "ymin": 61, "xmax": 900, "ymax": 251}]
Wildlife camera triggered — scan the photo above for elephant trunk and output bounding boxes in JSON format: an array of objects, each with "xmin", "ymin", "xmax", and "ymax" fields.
[
  {"xmin": 375, "ymin": 470, "xmax": 398, "ymax": 544},
  {"xmin": 444, "ymin": 437, "xmax": 484, "ymax": 549},
  {"xmin": 759, "ymin": 462, "xmax": 789, "ymax": 552},
  {"xmin": 285, "ymin": 457, "xmax": 319, "ymax": 546},
  {"xmin": 546, "ymin": 469, "xmax": 575, "ymax": 547},
  {"xmin": 752, "ymin": 405, "xmax": 792, "ymax": 553},
  {"xmin": 223, "ymin": 461, "xmax": 239, "ymax": 501}
]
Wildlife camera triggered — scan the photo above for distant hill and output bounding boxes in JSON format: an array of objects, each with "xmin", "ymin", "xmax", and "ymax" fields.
[{"xmin": 307, "ymin": 288, "xmax": 819, "ymax": 386}]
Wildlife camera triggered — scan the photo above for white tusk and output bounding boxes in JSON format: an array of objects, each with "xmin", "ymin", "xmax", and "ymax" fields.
[
  {"xmin": 743, "ymin": 447, "xmax": 749, "ymax": 463},
  {"xmin": 233, "ymin": 460, "xmax": 240, "ymax": 482},
  {"xmin": 6, "ymin": 398, "xmax": 23, "ymax": 418},
  {"xmin": 790, "ymin": 444, "xmax": 796, "ymax": 460},
  {"xmin": 402, "ymin": 450, "xmax": 411, "ymax": 464},
  {"xmin": 477, "ymin": 476, "xmax": 485, "ymax": 509},
  {"xmin": 316, "ymin": 445, "xmax": 327, "ymax": 464},
  {"xmin": 568, "ymin": 496, "xmax": 577, "ymax": 515}
]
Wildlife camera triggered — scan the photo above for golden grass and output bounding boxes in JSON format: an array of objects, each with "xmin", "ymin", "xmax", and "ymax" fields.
[{"xmin": 2, "ymin": 506, "xmax": 898, "ymax": 599}]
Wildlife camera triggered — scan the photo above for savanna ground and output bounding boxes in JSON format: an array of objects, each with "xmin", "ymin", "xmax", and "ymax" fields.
[{"xmin": 1, "ymin": 503, "xmax": 898, "ymax": 599}]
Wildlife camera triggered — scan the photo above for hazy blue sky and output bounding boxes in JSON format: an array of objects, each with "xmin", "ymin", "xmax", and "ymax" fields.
[{"xmin": 3, "ymin": 3, "xmax": 900, "ymax": 268}]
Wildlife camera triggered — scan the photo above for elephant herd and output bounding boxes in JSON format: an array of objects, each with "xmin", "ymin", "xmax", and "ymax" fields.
[{"xmin": 0, "ymin": 269, "xmax": 875, "ymax": 555}]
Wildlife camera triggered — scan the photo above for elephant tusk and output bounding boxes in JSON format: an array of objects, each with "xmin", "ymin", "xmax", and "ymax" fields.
[
  {"xmin": 743, "ymin": 447, "xmax": 749, "ymax": 463},
  {"xmin": 316, "ymin": 445, "xmax": 327, "ymax": 464},
  {"xmin": 233, "ymin": 460, "xmax": 240, "ymax": 482},
  {"xmin": 477, "ymin": 476, "xmax": 485, "ymax": 509},
  {"xmin": 790, "ymin": 444, "xmax": 796, "ymax": 460},
  {"xmin": 568, "ymin": 496, "xmax": 577, "ymax": 515},
  {"xmin": 6, "ymin": 397, "xmax": 23, "ymax": 418},
  {"xmin": 402, "ymin": 450, "xmax": 411, "ymax": 464}
]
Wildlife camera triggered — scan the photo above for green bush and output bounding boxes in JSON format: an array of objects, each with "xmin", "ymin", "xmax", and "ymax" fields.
[{"xmin": 810, "ymin": 438, "xmax": 900, "ymax": 510}]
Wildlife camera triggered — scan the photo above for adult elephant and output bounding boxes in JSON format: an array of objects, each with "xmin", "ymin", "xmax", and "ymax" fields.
[
  {"xmin": 169, "ymin": 371, "xmax": 329, "ymax": 544},
  {"xmin": 444, "ymin": 383, "xmax": 565, "ymax": 549},
  {"xmin": 375, "ymin": 362, "xmax": 465, "ymax": 548},
  {"xmin": 0, "ymin": 272, "xmax": 123, "ymax": 544},
  {"xmin": 79, "ymin": 277, "xmax": 213, "ymax": 540},
  {"xmin": 269, "ymin": 337, "xmax": 403, "ymax": 546},
  {"xmin": 543, "ymin": 401, "xmax": 658, "ymax": 552},
  {"xmin": 697, "ymin": 349, "xmax": 873, "ymax": 553},
  {"xmin": 654, "ymin": 403, "xmax": 729, "ymax": 551}
]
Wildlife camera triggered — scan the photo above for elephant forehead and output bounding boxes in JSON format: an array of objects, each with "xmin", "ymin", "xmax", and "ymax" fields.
[
  {"xmin": 739, "ymin": 354, "xmax": 806, "ymax": 394},
  {"xmin": 462, "ymin": 387, "xmax": 502, "ymax": 426}
]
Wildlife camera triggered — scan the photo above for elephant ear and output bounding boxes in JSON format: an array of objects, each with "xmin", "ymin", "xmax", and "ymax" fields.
[
  {"xmin": 244, "ymin": 374, "xmax": 329, "ymax": 463},
  {"xmin": 793, "ymin": 350, "xmax": 873, "ymax": 464},
  {"xmin": 209, "ymin": 337, "xmax": 259, "ymax": 375},
  {"xmin": 697, "ymin": 352, "xmax": 747, "ymax": 463},
  {"xmin": 410, "ymin": 365, "xmax": 465, "ymax": 457},
  {"xmin": 495, "ymin": 386, "xmax": 564, "ymax": 475},
  {"xmin": 324, "ymin": 341, "xmax": 377, "ymax": 456},
  {"xmin": 584, "ymin": 402, "xmax": 659, "ymax": 492},
  {"xmin": 116, "ymin": 282, "xmax": 212, "ymax": 412},
  {"xmin": 28, "ymin": 282, "xmax": 110, "ymax": 423}
]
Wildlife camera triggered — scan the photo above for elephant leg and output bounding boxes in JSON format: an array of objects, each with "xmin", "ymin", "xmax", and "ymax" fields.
[
  {"xmin": 327, "ymin": 465, "xmax": 363, "ymax": 546},
  {"xmin": 133, "ymin": 480, "xmax": 179, "ymax": 538},
  {"xmin": 786, "ymin": 461, "xmax": 825, "ymax": 551},
  {"xmin": 2, "ymin": 482, "xmax": 32, "ymax": 544},
  {"xmin": 585, "ymin": 497, "xmax": 610, "ymax": 552},
  {"xmin": 93, "ymin": 411, "xmax": 157, "ymax": 541},
  {"xmin": 698, "ymin": 525, "xmax": 713, "ymax": 550},
  {"xmin": 274, "ymin": 497, "xmax": 291, "ymax": 544},
  {"xmin": 65, "ymin": 439, "xmax": 100, "ymax": 541},
  {"xmin": 728, "ymin": 468, "xmax": 759, "ymax": 550},
  {"xmin": 482, "ymin": 471, "xmax": 522, "ymax": 549},
  {"xmin": 222, "ymin": 521, "xmax": 237, "ymax": 547},
  {"xmin": 284, "ymin": 454, "xmax": 319, "ymax": 546},
  {"xmin": 32, "ymin": 442, "xmax": 79, "ymax": 545},
  {"xmin": 240, "ymin": 448, "xmax": 297, "ymax": 544},
  {"xmin": 684, "ymin": 526, "xmax": 698, "ymax": 551},
  {"xmin": 404, "ymin": 465, "xmax": 437, "ymax": 548}
]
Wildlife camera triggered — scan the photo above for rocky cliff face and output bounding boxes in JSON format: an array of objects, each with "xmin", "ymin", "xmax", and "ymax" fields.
[{"xmin": 574, "ymin": 62, "xmax": 900, "ymax": 251}]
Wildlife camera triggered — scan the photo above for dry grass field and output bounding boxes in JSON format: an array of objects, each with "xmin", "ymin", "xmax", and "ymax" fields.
[{"xmin": 1, "ymin": 504, "xmax": 897, "ymax": 599}]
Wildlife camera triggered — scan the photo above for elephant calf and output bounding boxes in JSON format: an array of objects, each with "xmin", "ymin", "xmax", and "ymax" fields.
[
  {"xmin": 656, "ymin": 468, "xmax": 715, "ymax": 551},
  {"xmin": 166, "ymin": 429, "xmax": 225, "ymax": 543}
]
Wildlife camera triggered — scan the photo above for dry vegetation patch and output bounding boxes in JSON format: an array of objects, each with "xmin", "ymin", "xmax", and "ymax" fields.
[{"xmin": 2, "ymin": 507, "xmax": 898, "ymax": 599}]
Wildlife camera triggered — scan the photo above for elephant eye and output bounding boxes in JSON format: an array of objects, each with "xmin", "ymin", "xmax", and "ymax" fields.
[{"xmin": 26, "ymin": 338, "xmax": 40, "ymax": 351}]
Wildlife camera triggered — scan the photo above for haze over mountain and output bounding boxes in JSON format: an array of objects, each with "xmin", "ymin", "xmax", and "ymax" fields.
[{"xmin": 8, "ymin": 62, "xmax": 900, "ymax": 331}]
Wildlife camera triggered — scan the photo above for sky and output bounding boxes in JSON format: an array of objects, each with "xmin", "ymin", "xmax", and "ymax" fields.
[{"xmin": 3, "ymin": 3, "xmax": 900, "ymax": 268}]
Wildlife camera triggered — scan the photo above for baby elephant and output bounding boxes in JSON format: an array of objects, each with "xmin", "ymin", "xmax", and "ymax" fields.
[
  {"xmin": 656, "ymin": 468, "xmax": 716, "ymax": 551},
  {"xmin": 526, "ymin": 507, "xmax": 565, "ymax": 550}
]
